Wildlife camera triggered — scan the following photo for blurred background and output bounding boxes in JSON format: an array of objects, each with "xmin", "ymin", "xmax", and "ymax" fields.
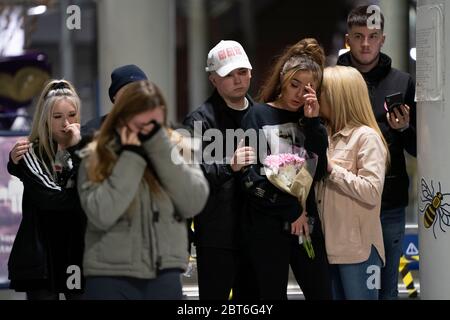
[{"xmin": 0, "ymin": 0, "xmax": 419, "ymax": 299}]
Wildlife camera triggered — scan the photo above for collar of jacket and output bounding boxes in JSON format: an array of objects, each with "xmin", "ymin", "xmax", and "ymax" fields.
[
  {"xmin": 337, "ymin": 52, "xmax": 392, "ymax": 83},
  {"xmin": 330, "ymin": 126, "xmax": 358, "ymax": 140},
  {"xmin": 31, "ymin": 138, "xmax": 57, "ymax": 164},
  {"xmin": 208, "ymin": 89, "xmax": 255, "ymax": 111}
]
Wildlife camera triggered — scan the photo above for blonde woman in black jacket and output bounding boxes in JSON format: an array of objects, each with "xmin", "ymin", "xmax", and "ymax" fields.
[{"xmin": 7, "ymin": 80, "xmax": 85, "ymax": 300}]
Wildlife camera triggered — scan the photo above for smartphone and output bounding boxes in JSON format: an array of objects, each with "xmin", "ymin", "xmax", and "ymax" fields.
[{"xmin": 385, "ymin": 92, "xmax": 404, "ymax": 114}]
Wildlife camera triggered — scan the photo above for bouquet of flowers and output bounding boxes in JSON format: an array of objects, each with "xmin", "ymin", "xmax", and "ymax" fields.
[
  {"xmin": 263, "ymin": 148, "xmax": 317, "ymax": 210},
  {"xmin": 263, "ymin": 147, "xmax": 318, "ymax": 258}
]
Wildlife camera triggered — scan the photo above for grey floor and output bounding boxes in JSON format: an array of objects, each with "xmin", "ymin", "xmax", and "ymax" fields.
[
  {"xmin": 0, "ymin": 261, "xmax": 419, "ymax": 300},
  {"xmin": 181, "ymin": 258, "xmax": 420, "ymax": 300}
]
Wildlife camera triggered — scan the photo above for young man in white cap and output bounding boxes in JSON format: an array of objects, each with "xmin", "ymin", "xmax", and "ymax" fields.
[{"xmin": 183, "ymin": 40, "xmax": 255, "ymax": 300}]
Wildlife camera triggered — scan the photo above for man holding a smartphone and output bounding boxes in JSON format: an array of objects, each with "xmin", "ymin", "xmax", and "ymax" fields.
[{"xmin": 337, "ymin": 5, "xmax": 416, "ymax": 300}]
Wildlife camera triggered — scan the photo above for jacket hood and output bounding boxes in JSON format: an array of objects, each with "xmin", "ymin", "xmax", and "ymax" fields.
[{"xmin": 337, "ymin": 52, "xmax": 392, "ymax": 83}]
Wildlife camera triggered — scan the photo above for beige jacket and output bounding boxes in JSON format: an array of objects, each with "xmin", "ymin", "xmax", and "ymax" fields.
[{"xmin": 316, "ymin": 125, "xmax": 387, "ymax": 265}]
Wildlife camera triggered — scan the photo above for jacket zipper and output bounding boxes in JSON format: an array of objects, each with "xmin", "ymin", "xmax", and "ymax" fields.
[{"xmin": 151, "ymin": 198, "xmax": 162, "ymax": 270}]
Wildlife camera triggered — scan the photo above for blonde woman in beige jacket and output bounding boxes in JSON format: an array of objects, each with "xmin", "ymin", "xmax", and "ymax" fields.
[{"xmin": 316, "ymin": 66, "xmax": 389, "ymax": 300}]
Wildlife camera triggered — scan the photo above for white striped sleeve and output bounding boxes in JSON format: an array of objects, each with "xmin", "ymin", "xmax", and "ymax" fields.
[{"xmin": 23, "ymin": 150, "xmax": 61, "ymax": 191}]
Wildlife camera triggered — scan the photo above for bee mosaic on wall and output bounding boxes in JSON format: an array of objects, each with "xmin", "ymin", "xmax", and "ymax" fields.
[{"xmin": 420, "ymin": 178, "xmax": 450, "ymax": 239}]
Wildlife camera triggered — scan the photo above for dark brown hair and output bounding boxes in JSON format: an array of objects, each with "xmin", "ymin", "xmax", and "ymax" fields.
[{"xmin": 347, "ymin": 5, "xmax": 385, "ymax": 31}]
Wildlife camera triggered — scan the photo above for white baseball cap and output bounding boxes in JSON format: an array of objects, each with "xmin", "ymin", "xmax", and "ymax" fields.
[{"xmin": 205, "ymin": 40, "xmax": 252, "ymax": 77}]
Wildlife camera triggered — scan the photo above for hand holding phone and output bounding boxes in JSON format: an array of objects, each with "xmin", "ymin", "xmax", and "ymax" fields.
[
  {"xmin": 385, "ymin": 92, "xmax": 404, "ymax": 115},
  {"xmin": 385, "ymin": 92, "xmax": 411, "ymax": 130}
]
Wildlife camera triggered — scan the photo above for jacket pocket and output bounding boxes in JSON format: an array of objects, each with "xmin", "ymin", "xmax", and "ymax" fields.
[
  {"xmin": 331, "ymin": 148, "xmax": 355, "ymax": 171},
  {"xmin": 153, "ymin": 217, "xmax": 188, "ymax": 270},
  {"xmin": 98, "ymin": 220, "xmax": 132, "ymax": 264},
  {"xmin": 333, "ymin": 158, "xmax": 354, "ymax": 172},
  {"xmin": 348, "ymin": 215, "xmax": 362, "ymax": 246}
]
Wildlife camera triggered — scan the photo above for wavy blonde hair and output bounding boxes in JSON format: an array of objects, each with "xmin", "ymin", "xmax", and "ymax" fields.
[
  {"xmin": 29, "ymin": 79, "xmax": 80, "ymax": 178},
  {"xmin": 86, "ymin": 80, "xmax": 167, "ymax": 194},
  {"xmin": 321, "ymin": 66, "xmax": 390, "ymax": 165}
]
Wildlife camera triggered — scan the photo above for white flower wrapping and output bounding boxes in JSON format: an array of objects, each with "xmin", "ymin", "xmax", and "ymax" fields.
[{"xmin": 263, "ymin": 149, "xmax": 317, "ymax": 210}]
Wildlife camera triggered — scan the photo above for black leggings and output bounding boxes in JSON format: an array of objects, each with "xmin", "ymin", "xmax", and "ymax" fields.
[
  {"xmin": 234, "ymin": 211, "xmax": 291, "ymax": 300},
  {"xmin": 196, "ymin": 247, "xmax": 239, "ymax": 300},
  {"xmin": 289, "ymin": 222, "xmax": 332, "ymax": 300}
]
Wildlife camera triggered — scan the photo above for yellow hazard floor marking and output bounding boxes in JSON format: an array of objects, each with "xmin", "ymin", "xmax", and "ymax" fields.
[{"xmin": 399, "ymin": 255, "xmax": 418, "ymax": 298}]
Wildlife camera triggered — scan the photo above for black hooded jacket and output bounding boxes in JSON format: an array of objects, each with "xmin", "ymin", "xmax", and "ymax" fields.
[
  {"xmin": 337, "ymin": 52, "xmax": 416, "ymax": 210},
  {"xmin": 183, "ymin": 90, "xmax": 254, "ymax": 249}
]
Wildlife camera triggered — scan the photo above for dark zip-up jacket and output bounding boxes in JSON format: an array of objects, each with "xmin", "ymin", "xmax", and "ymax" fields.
[
  {"xmin": 337, "ymin": 52, "xmax": 417, "ymax": 210},
  {"xmin": 183, "ymin": 90, "xmax": 254, "ymax": 249},
  {"xmin": 7, "ymin": 142, "xmax": 86, "ymax": 293}
]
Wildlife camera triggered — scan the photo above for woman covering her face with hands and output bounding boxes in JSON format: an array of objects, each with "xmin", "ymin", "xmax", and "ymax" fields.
[{"xmin": 77, "ymin": 80, "xmax": 209, "ymax": 300}]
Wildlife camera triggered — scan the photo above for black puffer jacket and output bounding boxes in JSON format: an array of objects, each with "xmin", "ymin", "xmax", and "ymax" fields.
[
  {"xmin": 337, "ymin": 52, "xmax": 417, "ymax": 210},
  {"xmin": 183, "ymin": 90, "xmax": 254, "ymax": 249}
]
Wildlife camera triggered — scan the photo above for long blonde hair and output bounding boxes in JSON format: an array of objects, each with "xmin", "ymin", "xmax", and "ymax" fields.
[
  {"xmin": 321, "ymin": 66, "xmax": 390, "ymax": 165},
  {"xmin": 86, "ymin": 80, "xmax": 167, "ymax": 194},
  {"xmin": 29, "ymin": 79, "xmax": 81, "ymax": 178}
]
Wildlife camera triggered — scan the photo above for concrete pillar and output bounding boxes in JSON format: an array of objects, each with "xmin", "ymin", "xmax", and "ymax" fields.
[
  {"xmin": 239, "ymin": 0, "xmax": 256, "ymax": 61},
  {"xmin": 416, "ymin": 0, "xmax": 449, "ymax": 299},
  {"xmin": 379, "ymin": 0, "xmax": 409, "ymax": 71},
  {"xmin": 60, "ymin": 0, "xmax": 74, "ymax": 81},
  {"xmin": 187, "ymin": 0, "xmax": 208, "ymax": 111},
  {"xmin": 96, "ymin": 0, "xmax": 176, "ymax": 123}
]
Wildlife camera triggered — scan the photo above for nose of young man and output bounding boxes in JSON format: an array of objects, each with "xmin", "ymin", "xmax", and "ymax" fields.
[
  {"xmin": 232, "ymin": 74, "xmax": 243, "ymax": 85},
  {"xmin": 362, "ymin": 37, "xmax": 370, "ymax": 46}
]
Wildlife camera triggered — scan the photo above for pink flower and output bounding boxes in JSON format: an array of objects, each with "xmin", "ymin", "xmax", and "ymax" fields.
[{"xmin": 264, "ymin": 153, "xmax": 305, "ymax": 169}]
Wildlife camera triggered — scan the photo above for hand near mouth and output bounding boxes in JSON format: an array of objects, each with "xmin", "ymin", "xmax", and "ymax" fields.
[{"xmin": 60, "ymin": 122, "xmax": 81, "ymax": 149}]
